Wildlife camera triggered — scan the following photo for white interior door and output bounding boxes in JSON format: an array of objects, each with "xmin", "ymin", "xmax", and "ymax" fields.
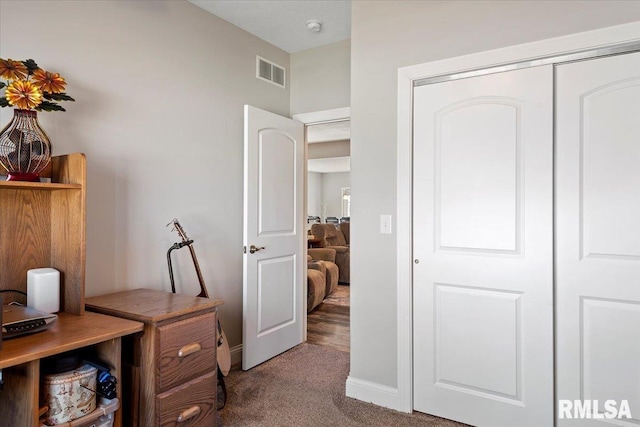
[
  {"xmin": 243, "ymin": 105, "xmax": 305, "ymax": 370},
  {"xmin": 413, "ymin": 66, "xmax": 554, "ymax": 427},
  {"xmin": 556, "ymin": 52, "xmax": 640, "ymax": 425}
]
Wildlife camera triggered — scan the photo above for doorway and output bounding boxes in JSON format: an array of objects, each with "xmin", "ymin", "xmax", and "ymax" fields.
[{"xmin": 294, "ymin": 108, "xmax": 351, "ymax": 354}]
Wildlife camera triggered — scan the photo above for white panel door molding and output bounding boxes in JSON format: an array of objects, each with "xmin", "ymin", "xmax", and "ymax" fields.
[
  {"xmin": 243, "ymin": 105, "xmax": 305, "ymax": 370},
  {"xmin": 435, "ymin": 96, "xmax": 523, "ymax": 254},
  {"xmin": 413, "ymin": 66, "xmax": 554, "ymax": 427},
  {"xmin": 556, "ymin": 52, "xmax": 640, "ymax": 426}
]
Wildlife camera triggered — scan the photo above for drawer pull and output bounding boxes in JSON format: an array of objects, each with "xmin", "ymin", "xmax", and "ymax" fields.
[
  {"xmin": 177, "ymin": 405, "xmax": 201, "ymax": 422},
  {"xmin": 178, "ymin": 343, "xmax": 202, "ymax": 358}
]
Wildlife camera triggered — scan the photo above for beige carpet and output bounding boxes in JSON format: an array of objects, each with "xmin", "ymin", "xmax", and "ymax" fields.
[{"xmin": 220, "ymin": 343, "xmax": 468, "ymax": 426}]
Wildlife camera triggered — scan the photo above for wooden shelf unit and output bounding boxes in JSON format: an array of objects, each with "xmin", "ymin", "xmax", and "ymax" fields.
[
  {"xmin": 0, "ymin": 153, "xmax": 144, "ymax": 427},
  {"xmin": 0, "ymin": 153, "xmax": 86, "ymax": 314},
  {"xmin": 0, "ymin": 312, "xmax": 143, "ymax": 427}
]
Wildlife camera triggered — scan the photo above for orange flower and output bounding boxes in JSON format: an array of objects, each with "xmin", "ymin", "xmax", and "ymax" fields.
[
  {"xmin": 0, "ymin": 59, "xmax": 28, "ymax": 81},
  {"xmin": 5, "ymin": 80, "xmax": 43, "ymax": 110},
  {"xmin": 32, "ymin": 69, "xmax": 67, "ymax": 94}
]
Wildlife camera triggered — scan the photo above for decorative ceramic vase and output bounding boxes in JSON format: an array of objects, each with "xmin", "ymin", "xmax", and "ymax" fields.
[{"xmin": 0, "ymin": 109, "xmax": 52, "ymax": 181}]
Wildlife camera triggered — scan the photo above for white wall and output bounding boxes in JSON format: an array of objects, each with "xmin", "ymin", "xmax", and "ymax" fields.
[
  {"xmin": 350, "ymin": 0, "xmax": 640, "ymax": 394},
  {"xmin": 307, "ymin": 172, "xmax": 322, "ymax": 218},
  {"xmin": 307, "ymin": 171, "xmax": 349, "ymax": 223},
  {"xmin": 321, "ymin": 172, "xmax": 350, "ymax": 219},
  {"xmin": 308, "ymin": 140, "xmax": 350, "ymax": 159},
  {"xmin": 0, "ymin": 0, "xmax": 290, "ymax": 352},
  {"xmin": 290, "ymin": 39, "xmax": 350, "ymax": 115}
]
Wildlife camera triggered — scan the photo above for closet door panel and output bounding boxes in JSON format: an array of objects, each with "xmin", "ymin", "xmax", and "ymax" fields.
[
  {"xmin": 582, "ymin": 81, "xmax": 640, "ymax": 259},
  {"xmin": 413, "ymin": 65, "xmax": 553, "ymax": 427},
  {"xmin": 556, "ymin": 51, "xmax": 640, "ymax": 426},
  {"xmin": 437, "ymin": 101, "xmax": 519, "ymax": 252}
]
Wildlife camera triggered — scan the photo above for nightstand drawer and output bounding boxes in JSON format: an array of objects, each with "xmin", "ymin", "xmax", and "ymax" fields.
[
  {"xmin": 156, "ymin": 371, "xmax": 217, "ymax": 427},
  {"xmin": 157, "ymin": 311, "xmax": 216, "ymax": 392}
]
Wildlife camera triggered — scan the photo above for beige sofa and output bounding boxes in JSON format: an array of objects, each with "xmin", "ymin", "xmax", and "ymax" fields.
[
  {"xmin": 307, "ymin": 256, "xmax": 326, "ymax": 312},
  {"xmin": 308, "ymin": 248, "xmax": 339, "ymax": 296}
]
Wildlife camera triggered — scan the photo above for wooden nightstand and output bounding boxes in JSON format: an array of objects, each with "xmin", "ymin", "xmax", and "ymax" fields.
[{"xmin": 86, "ymin": 288, "xmax": 223, "ymax": 427}]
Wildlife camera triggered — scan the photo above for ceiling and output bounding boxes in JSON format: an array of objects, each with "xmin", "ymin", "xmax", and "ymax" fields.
[{"xmin": 189, "ymin": 0, "xmax": 351, "ymax": 53}]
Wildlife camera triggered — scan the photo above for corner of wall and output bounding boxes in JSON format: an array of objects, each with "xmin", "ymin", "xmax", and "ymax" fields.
[
  {"xmin": 345, "ymin": 375, "xmax": 408, "ymax": 413},
  {"xmin": 230, "ymin": 344, "xmax": 243, "ymax": 367}
]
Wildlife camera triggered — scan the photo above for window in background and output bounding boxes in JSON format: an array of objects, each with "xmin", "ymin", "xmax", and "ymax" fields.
[{"xmin": 342, "ymin": 187, "xmax": 351, "ymax": 218}]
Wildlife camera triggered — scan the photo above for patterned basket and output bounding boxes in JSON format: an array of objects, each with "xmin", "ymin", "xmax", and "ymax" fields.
[{"xmin": 41, "ymin": 364, "xmax": 97, "ymax": 426}]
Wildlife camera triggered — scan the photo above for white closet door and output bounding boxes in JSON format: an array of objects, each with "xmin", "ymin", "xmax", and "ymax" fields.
[
  {"xmin": 413, "ymin": 66, "xmax": 553, "ymax": 427},
  {"xmin": 556, "ymin": 52, "xmax": 640, "ymax": 426}
]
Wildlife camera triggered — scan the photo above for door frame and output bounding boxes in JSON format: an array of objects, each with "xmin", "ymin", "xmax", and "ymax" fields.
[
  {"xmin": 396, "ymin": 22, "xmax": 640, "ymax": 413},
  {"xmin": 293, "ymin": 107, "xmax": 350, "ymax": 126},
  {"xmin": 292, "ymin": 106, "xmax": 350, "ymax": 327}
]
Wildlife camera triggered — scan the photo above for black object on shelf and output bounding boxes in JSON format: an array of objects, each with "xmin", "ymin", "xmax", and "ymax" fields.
[{"xmin": 83, "ymin": 359, "xmax": 118, "ymax": 399}]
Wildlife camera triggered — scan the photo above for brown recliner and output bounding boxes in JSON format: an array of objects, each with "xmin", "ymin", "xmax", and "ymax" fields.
[
  {"xmin": 307, "ymin": 256, "xmax": 326, "ymax": 312},
  {"xmin": 308, "ymin": 248, "xmax": 339, "ymax": 296},
  {"xmin": 339, "ymin": 222, "xmax": 349, "ymax": 245},
  {"xmin": 310, "ymin": 223, "xmax": 350, "ymax": 284}
]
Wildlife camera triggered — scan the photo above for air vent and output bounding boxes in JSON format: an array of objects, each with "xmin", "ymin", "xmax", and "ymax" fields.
[{"xmin": 256, "ymin": 56, "xmax": 286, "ymax": 88}]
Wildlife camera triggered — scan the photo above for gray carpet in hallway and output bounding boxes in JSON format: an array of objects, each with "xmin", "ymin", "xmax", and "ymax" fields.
[{"xmin": 220, "ymin": 343, "xmax": 468, "ymax": 426}]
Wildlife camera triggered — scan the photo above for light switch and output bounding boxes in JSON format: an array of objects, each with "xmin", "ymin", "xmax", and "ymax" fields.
[{"xmin": 380, "ymin": 215, "xmax": 392, "ymax": 234}]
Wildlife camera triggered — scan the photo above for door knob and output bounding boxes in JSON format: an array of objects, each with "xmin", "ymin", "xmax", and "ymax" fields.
[{"xmin": 249, "ymin": 244, "xmax": 265, "ymax": 254}]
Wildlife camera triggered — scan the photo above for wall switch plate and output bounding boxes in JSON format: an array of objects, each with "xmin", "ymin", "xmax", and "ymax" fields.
[{"xmin": 380, "ymin": 214, "xmax": 392, "ymax": 234}]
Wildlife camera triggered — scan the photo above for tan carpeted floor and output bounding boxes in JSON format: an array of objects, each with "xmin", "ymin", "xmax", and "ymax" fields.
[{"xmin": 220, "ymin": 343, "xmax": 469, "ymax": 426}]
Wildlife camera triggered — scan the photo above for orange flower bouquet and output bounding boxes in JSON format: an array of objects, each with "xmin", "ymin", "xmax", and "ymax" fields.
[
  {"xmin": 0, "ymin": 59, "xmax": 75, "ymax": 181},
  {"xmin": 0, "ymin": 58, "xmax": 74, "ymax": 111}
]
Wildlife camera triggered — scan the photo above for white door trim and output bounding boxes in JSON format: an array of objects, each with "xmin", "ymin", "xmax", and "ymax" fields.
[
  {"xmin": 397, "ymin": 21, "xmax": 640, "ymax": 413},
  {"xmin": 292, "ymin": 107, "xmax": 350, "ymax": 125},
  {"xmin": 292, "ymin": 106, "xmax": 350, "ymax": 338}
]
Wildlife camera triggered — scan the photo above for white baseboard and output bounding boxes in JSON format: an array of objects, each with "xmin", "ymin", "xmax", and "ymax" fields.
[
  {"xmin": 230, "ymin": 344, "xmax": 242, "ymax": 367},
  {"xmin": 346, "ymin": 376, "xmax": 406, "ymax": 412}
]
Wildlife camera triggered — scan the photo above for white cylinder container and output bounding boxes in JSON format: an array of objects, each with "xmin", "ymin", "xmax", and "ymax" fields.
[{"xmin": 27, "ymin": 268, "xmax": 60, "ymax": 313}]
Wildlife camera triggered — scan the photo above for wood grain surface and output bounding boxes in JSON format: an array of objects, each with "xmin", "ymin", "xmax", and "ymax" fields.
[
  {"xmin": 0, "ymin": 312, "xmax": 142, "ymax": 427},
  {"xmin": 0, "ymin": 153, "xmax": 86, "ymax": 314},
  {"xmin": 0, "ymin": 189, "xmax": 51, "ymax": 300},
  {"xmin": 51, "ymin": 153, "xmax": 86, "ymax": 314},
  {"xmin": 87, "ymin": 289, "xmax": 220, "ymax": 427},
  {"xmin": 156, "ymin": 371, "xmax": 217, "ymax": 427},
  {"xmin": 86, "ymin": 288, "xmax": 223, "ymax": 323},
  {"xmin": 156, "ymin": 312, "xmax": 216, "ymax": 393},
  {"xmin": 0, "ymin": 360, "xmax": 39, "ymax": 427},
  {"xmin": 307, "ymin": 302, "xmax": 350, "ymax": 353},
  {"xmin": 0, "ymin": 311, "xmax": 143, "ymax": 369}
]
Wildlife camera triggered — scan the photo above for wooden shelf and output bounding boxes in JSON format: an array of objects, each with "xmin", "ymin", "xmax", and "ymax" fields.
[
  {"xmin": 0, "ymin": 181, "xmax": 82, "ymax": 190},
  {"xmin": 0, "ymin": 312, "xmax": 143, "ymax": 369}
]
